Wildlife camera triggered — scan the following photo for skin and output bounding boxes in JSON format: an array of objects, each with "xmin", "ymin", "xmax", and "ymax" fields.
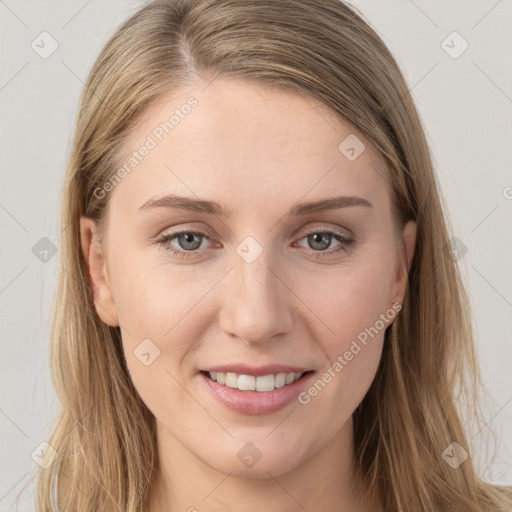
[{"xmin": 80, "ymin": 78, "xmax": 416, "ymax": 512}]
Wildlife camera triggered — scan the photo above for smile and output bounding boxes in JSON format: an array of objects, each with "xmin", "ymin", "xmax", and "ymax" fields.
[
  {"xmin": 199, "ymin": 370, "xmax": 315, "ymax": 415},
  {"xmin": 204, "ymin": 370, "xmax": 306, "ymax": 392}
]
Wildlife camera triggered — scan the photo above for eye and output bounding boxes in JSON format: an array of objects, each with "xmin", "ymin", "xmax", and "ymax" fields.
[
  {"xmin": 156, "ymin": 230, "xmax": 217, "ymax": 260},
  {"xmin": 156, "ymin": 227, "xmax": 354, "ymax": 260},
  {"xmin": 294, "ymin": 229, "xmax": 354, "ymax": 258}
]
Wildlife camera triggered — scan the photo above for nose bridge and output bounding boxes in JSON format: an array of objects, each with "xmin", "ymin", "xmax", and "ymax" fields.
[{"xmin": 219, "ymin": 239, "xmax": 292, "ymax": 343}]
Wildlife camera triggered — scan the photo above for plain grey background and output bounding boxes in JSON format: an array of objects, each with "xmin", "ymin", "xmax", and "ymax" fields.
[{"xmin": 1, "ymin": 1, "xmax": 511, "ymax": 510}]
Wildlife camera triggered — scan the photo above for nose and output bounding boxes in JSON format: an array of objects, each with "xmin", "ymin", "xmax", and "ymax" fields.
[{"xmin": 218, "ymin": 246, "xmax": 294, "ymax": 345}]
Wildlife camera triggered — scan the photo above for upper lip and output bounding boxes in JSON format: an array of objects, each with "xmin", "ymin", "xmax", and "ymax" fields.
[{"xmin": 202, "ymin": 364, "xmax": 311, "ymax": 377}]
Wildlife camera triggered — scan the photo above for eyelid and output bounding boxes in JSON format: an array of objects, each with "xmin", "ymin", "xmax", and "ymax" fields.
[
  {"xmin": 156, "ymin": 225, "xmax": 218, "ymax": 244},
  {"xmin": 156, "ymin": 223, "xmax": 355, "ymax": 259},
  {"xmin": 299, "ymin": 224, "xmax": 354, "ymax": 240},
  {"xmin": 157, "ymin": 223, "xmax": 353, "ymax": 244}
]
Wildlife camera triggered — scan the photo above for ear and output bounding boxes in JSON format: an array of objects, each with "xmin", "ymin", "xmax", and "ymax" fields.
[
  {"xmin": 79, "ymin": 216, "xmax": 119, "ymax": 327},
  {"xmin": 389, "ymin": 220, "xmax": 417, "ymax": 307}
]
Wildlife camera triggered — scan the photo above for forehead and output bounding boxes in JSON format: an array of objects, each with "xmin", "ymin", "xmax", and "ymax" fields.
[{"xmin": 111, "ymin": 78, "xmax": 389, "ymax": 216}]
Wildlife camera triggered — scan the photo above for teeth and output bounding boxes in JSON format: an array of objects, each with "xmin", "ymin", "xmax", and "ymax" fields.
[
  {"xmin": 256, "ymin": 374, "xmax": 274, "ymax": 392},
  {"xmin": 285, "ymin": 373, "xmax": 295, "ymax": 385},
  {"xmin": 238, "ymin": 374, "xmax": 256, "ymax": 391},
  {"xmin": 224, "ymin": 372, "xmax": 238, "ymax": 388},
  {"xmin": 207, "ymin": 371, "xmax": 304, "ymax": 391},
  {"xmin": 274, "ymin": 373, "xmax": 286, "ymax": 388}
]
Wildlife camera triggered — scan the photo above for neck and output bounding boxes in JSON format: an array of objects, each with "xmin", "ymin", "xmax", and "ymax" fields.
[{"xmin": 148, "ymin": 418, "xmax": 382, "ymax": 512}]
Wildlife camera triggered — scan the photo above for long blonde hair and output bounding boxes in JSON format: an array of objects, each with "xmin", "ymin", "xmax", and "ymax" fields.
[{"xmin": 19, "ymin": 0, "xmax": 511, "ymax": 510}]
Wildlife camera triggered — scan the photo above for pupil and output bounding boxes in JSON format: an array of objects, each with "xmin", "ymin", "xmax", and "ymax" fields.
[
  {"xmin": 310, "ymin": 233, "xmax": 330, "ymax": 250},
  {"xmin": 180, "ymin": 232, "xmax": 201, "ymax": 250}
]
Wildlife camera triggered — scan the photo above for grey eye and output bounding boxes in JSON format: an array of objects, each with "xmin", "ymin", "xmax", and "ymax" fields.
[
  {"xmin": 174, "ymin": 232, "xmax": 204, "ymax": 251},
  {"xmin": 306, "ymin": 232, "xmax": 334, "ymax": 251}
]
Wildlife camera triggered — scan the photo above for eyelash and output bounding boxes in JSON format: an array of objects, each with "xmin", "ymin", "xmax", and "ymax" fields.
[{"xmin": 156, "ymin": 227, "xmax": 354, "ymax": 260}]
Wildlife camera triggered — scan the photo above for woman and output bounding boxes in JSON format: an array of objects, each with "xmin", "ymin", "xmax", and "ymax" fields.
[{"xmin": 27, "ymin": 0, "xmax": 511, "ymax": 510}]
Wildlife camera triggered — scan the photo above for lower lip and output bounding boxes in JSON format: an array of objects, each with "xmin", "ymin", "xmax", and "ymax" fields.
[{"xmin": 199, "ymin": 371, "xmax": 315, "ymax": 415}]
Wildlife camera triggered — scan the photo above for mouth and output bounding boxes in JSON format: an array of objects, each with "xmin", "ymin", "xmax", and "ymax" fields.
[
  {"xmin": 198, "ymin": 369, "xmax": 316, "ymax": 415},
  {"xmin": 200, "ymin": 370, "xmax": 313, "ymax": 392}
]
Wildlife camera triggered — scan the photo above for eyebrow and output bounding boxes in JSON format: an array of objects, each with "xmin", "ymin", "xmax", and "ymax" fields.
[{"xmin": 138, "ymin": 194, "xmax": 373, "ymax": 217}]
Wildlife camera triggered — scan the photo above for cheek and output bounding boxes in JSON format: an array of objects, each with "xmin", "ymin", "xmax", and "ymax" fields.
[
  {"xmin": 108, "ymin": 251, "xmax": 221, "ymax": 386},
  {"xmin": 108, "ymin": 245, "xmax": 210, "ymax": 337},
  {"xmin": 299, "ymin": 252, "xmax": 394, "ymax": 347},
  {"xmin": 294, "ymin": 251, "xmax": 394, "ymax": 406}
]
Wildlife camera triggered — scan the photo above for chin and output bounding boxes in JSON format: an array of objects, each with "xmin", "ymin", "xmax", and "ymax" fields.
[{"xmin": 201, "ymin": 443, "xmax": 306, "ymax": 479}]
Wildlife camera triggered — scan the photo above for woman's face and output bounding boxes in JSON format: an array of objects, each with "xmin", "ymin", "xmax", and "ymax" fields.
[{"xmin": 81, "ymin": 78, "xmax": 415, "ymax": 478}]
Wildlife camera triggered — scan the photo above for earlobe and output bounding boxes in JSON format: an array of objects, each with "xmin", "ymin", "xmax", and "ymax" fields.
[
  {"xmin": 402, "ymin": 220, "xmax": 417, "ymax": 271},
  {"xmin": 79, "ymin": 216, "xmax": 119, "ymax": 327},
  {"xmin": 390, "ymin": 220, "xmax": 417, "ymax": 308}
]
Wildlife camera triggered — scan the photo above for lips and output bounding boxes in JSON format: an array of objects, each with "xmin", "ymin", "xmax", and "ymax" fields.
[{"xmin": 198, "ymin": 365, "xmax": 315, "ymax": 415}]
